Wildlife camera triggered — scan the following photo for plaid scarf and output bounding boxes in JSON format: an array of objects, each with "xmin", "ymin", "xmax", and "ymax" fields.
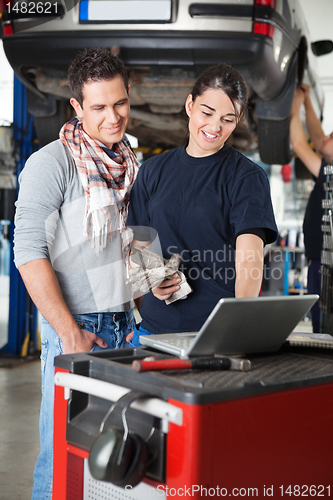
[{"xmin": 60, "ymin": 117, "xmax": 140, "ymax": 255}]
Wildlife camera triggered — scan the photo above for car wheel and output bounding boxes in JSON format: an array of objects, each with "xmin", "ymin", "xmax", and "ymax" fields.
[
  {"xmin": 257, "ymin": 117, "xmax": 293, "ymax": 165},
  {"xmin": 34, "ymin": 100, "xmax": 72, "ymax": 147}
]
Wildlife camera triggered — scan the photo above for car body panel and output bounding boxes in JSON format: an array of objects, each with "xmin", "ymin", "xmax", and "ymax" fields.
[{"xmin": 1, "ymin": 0, "xmax": 331, "ymax": 163}]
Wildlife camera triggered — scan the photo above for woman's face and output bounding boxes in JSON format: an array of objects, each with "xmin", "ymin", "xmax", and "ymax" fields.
[{"xmin": 185, "ymin": 88, "xmax": 240, "ymax": 157}]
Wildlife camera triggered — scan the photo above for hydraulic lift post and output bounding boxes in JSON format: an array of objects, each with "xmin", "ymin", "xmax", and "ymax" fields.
[{"xmin": 0, "ymin": 75, "xmax": 38, "ymax": 356}]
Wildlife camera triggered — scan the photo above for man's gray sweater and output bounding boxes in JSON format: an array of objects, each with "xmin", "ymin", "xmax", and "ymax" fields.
[{"xmin": 14, "ymin": 139, "xmax": 133, "ymax": 314}]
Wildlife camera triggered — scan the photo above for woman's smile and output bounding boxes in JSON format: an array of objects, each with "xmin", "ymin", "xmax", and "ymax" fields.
[{"xmin": 201, "ymin": 130, "xmax": 219, "ymax": 141}]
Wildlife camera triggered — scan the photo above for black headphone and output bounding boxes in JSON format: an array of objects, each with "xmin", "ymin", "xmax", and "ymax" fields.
[{"xmin": 88, "ymin": 391, "xmax": 151, "ymax": 488}]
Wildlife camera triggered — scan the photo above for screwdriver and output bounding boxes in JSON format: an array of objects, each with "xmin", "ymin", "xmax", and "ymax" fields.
[{"xmin": 132, "ymin": 356, "xmax": 251, "ymax": 372}]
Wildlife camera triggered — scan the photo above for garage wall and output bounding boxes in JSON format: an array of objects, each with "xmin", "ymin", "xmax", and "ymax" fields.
[
  {"xmin": 0, "ymin": 41, "xmax": 13, "ymax": 126},
  {"xmin": 322, "ymin": 85, "xmax": 333, "ymax": 135},
  {"xmin": 302, "ymin": 0, "xmax": 333, "ymax": 134}
]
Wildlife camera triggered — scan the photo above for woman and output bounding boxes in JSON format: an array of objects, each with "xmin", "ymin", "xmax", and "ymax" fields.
[{"xmin": 127, "ymin": 63, "xmax": 278, "ymax": 344}]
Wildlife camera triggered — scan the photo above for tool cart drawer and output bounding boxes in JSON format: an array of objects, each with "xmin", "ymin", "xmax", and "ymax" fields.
[{"xmin": 53, "ymin": 346, "xmax": 333, "ymax": 499}]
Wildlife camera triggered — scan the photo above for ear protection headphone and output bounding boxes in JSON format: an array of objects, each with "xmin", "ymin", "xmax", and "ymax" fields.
[{"xmin": 88, "ymin": 391, "xmax": 151, "ymax": 488}]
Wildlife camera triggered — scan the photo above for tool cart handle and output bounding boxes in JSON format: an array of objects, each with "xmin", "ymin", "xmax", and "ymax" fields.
[{"xmin": 54, "ymin": 371, "xmax": 183, "ymax": 426}]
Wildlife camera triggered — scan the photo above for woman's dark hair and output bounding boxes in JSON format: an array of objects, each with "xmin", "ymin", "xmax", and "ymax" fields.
[
  {"xmin": 190, "ymin": 63, "xmax": 248, "ymax": 120},
  {"xmin": 68, "ymin": 47, "xmax": 129, "ymax": 107}
]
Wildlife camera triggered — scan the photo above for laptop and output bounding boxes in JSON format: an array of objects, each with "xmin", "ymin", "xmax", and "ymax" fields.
[{"xmin": 139, "ymin": 294, "xmax": 319, "ymax": 358}]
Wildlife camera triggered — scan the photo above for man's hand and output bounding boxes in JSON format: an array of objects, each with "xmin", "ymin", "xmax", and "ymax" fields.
[
  {"xmin": 126, "ymin": 330, "xmax": 134, "ymax": 343},
  {"xmin": 61, "ymin": 327, "xmax": 107, "ymax": 354},
  {"xmin": 151, "ymin": 273, "xmax": 181, "ymax": 301}
]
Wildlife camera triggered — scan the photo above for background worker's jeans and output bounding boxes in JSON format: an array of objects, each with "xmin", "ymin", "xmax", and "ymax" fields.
[{"xmin": 31, "ymin": 310, "xmax": 135, "ymax": 500}]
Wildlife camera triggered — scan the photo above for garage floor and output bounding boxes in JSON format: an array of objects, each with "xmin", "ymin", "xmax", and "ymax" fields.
[
  {"xmin": 0, "ymin": 318, "xmax": 313, "ymax": 500},
  {"xmin": 0, "ymin": 357, "xmax": 40, "ymax": 500}
]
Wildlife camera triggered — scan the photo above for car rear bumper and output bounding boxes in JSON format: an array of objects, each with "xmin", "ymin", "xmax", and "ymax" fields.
[{"xmin": 4, "ymin": 30, "xmax": 291, "ymax": 102}]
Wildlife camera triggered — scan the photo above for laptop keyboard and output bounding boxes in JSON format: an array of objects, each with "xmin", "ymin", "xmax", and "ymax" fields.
[{"xmin": 161, "ymin": 334, "xmax": 197, "ymax": 349}]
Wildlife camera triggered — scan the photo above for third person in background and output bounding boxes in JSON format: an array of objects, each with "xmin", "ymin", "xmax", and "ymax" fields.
[{"xmin": 290, "ymin": 83, "xmax": 333, "ymax": 332}]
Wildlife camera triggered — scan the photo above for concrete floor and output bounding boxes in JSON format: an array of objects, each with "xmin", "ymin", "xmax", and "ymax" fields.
[
  {"xmin": 0, "ymin": 316, "xmax": 313, "ymax": 500},
  {"xmin": 0, "ymin": 276, "xmax": 10, "ymax": 350},
  {"xmin": 0, "ymin": 357, "xmax": 40, "ymax": 500}
]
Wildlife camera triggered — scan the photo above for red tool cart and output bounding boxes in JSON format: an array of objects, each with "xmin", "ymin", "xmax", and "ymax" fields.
[{"xmin": 53, "ymin": 346, "xmax": 333, "ymax": 500}]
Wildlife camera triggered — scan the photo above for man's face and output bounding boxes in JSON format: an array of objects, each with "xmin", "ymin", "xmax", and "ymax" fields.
[{"xmin": 70, "ymin": 76, "xmax": 130, "ymax": 148}]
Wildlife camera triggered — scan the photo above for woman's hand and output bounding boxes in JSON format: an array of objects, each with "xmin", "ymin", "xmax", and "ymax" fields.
[{"xmin": 151, "ymin": 273, "xmax": 181, "ymax": 300}]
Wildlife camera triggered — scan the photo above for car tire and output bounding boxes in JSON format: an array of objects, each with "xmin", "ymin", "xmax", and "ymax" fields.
[
  {"xmin": 34, "ymin": 100, "xmax": 71, "ymax": 147},
  {"xmin": 297, "ymin": 36, "xmax": 308, "ymax": 86},
  {"xmin": 257, "ymin": 117, "xmax": 293, "ymax": 165}
]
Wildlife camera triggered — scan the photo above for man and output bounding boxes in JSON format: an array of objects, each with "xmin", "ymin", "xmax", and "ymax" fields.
[
  {"xmin": 290, "ymin": 83, "xmax": 333, "ymax": 332},
  {"xmin": 14, "ymin": 47, "xmax": 140, "ymax": 499}
]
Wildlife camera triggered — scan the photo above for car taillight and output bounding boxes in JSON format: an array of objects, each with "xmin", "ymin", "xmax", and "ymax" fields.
[
  {"xmin": 253, "ymin": 0, "xmax": 276, "ymax": 38},
  {"xmin": 255, "ymin": 0, "xmax": 276, "ymax": 5},
  {"xmin": 0, "ymin": 0, "xmax": 14, "ymax": 35}
]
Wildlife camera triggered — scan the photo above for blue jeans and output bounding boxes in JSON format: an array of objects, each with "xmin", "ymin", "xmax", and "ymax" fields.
[{"xmin": 32, "ymin": 310, "xmax": 135, "ymax": 500}]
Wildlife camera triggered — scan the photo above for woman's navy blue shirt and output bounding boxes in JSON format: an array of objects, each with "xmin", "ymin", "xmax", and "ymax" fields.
[{"xmin": 127, "ymin": 144, "xmax": 278, "ymax": 334}]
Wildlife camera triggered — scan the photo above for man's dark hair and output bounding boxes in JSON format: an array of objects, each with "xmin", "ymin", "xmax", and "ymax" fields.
[{"xmin": 68, "ymin": 47, "xmax": 129, "ymax": 107}]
